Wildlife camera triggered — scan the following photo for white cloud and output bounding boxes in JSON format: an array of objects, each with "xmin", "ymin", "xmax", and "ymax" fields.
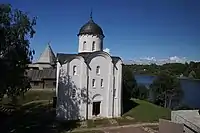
[
  {"xmin": 103, "ymin": 48, "xmax": 110, "ymax": 54},
  {"xmin": 140, "ymin": 57, "xmax": 156, "ymax": 61},
  {"xmin": 123, "ymin": 56, "xmax": 198, "ymax": 65},
  {"xmin": 168, "ymin": 56, "xmax": 187, "ymax": 63}
]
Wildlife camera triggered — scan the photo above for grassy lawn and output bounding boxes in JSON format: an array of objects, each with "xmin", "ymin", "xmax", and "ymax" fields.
[
  {"xmin": 87, "ymin": 99, "xmax": 171, "ymax": 127},
  {"xmin": 0, "ymin": 91, "xmax": 170, "ymax": 132},
  {"xmin": 86, "ymin": 118, "xmax": 114, "ymax": 128},
  {"xmin": 115, "ymin": 117, "xmax": 137, "ymax": 125},
  {"xmin": 0, "ymin": 101, "xmax": 80, "ymax": 133},
  {"xmin": 121, "ymin": 99, "xmax": 171, "ymax": 123},
  {"xmin": 1, "ymin": 89, "xmax": 55, "ymax": 105}
]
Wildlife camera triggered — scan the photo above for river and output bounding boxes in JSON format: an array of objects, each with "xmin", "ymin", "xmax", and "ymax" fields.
[{"xmin": 134, "ymin": 74, "xmax": 200, "ymax": 108}]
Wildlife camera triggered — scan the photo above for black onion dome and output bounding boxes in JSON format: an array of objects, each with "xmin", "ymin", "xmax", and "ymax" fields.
[{"xmin": 78, "ymin": 18, "xmax": 104, "ymax": 37}]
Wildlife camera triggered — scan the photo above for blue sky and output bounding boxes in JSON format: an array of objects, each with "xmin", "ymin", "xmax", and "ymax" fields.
[{"xmin": 3, "ymin": 0, "xmax": 200, "ymax": 62}]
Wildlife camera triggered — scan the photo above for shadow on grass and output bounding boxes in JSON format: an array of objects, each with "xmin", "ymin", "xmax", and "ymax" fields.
[
  {"xmin": 0, "ymin": 102, "xmax": 80, "ymax": 133},
  {"xmin": 122, "ymin": 99, "xmax": 139, "ymax": 115}
]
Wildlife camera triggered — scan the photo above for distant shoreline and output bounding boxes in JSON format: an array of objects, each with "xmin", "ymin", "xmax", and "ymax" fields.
[
  {"xmin": 134, "ymin": 73, "xmax": 200, "ymax": 81},
  {"xmin": 178, "ymin": 77, "xmax": 200, "ymax": 81}
]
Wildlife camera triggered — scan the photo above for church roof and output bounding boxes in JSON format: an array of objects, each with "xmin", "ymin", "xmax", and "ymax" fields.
[
  {"xmin": 36, "ymin": 43, "xmax": 56, "ymax": 64},
  {"xmin": 57, "ymin": 52, "xmax": 121, "ymax": 65},
  {"xmin": 111, "ymin": 56, "xmax": 121, "ymax": 64},
  {"xmin": 78, "ymin": 18, "xmax": 104, "ymax": 37}
]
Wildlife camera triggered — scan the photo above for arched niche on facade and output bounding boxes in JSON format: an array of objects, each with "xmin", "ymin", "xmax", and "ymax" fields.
[
  {"xmin": 85, "ymin": 51, "xmax": 112, "ymax": 65},
  {"xmin": 92, "ymin": 94, "xmax": 103, "ymax": 102},
  {"xmin": 64, "ymin": 55, "xmax": 85, "ymax": 64}
]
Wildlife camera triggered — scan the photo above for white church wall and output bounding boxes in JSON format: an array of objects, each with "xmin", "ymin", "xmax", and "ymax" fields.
[
  {"xmin": 69, "ymin": 58, "xmax": 83, "ymax": 118},
  {"xmin": 87, "ymin": 54, "xmax": 113, "ymax": 119},
  {"xmin": 78, "ymin": 35, "xmax": 103, "ymax": 53},
  {"xmin": 113, "ymin": 60, "xmax": 123, "ymax": 117},
  {"xmin": 56, "ymin": 57, "xmax": 88, "ymax": 120},
  {"xmin": 56, "ymin": 63, "xmax": 72, "ymax": 120},
  {"xmin": 56, "ymin": 61, "xmax": 61, "ymax": 97},
  {"xmin": 56, "ymin": 16, "xmax": 123, "ymax": 120}
]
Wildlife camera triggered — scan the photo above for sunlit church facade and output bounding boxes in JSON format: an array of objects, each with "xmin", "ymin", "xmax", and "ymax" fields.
[{"xmin": 56, "ymin": 15, "xmax": 122, "ymax": 120}]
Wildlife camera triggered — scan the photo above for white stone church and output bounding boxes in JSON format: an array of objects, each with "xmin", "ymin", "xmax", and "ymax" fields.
[{"xmin": 56, "ymin": 15, "xmax": 122, "ymax": 120}]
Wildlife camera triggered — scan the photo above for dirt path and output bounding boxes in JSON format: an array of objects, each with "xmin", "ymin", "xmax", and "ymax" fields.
[{"xmin": 70, "ymin": 123, "xmax": 158, "ymax": 133}]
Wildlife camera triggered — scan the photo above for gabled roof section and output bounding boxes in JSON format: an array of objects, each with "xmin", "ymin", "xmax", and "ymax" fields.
[
  {"xmin": 111, "ymin": 56, "xmax": 121, "ymax": 64},
  {"xmin": 36, "ymin": 43, "xmax": 56, "ymax": 64},
  {"xmin": 57, "ymin": 52, "xmax": 121, "ymax": 65},
  {"xmin": 57, "ymin": 53, "xmax": 77, "ymax": 64}
]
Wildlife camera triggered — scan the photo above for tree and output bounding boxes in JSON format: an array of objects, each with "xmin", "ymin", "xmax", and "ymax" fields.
[
  {"xmin": 125, "ymin": 62, "xmax": 200, "ymax": 80},
  {"xmin": 133, "ymin": 85, "xmax": 149, "ymax": 100},
  {"xmin": 0, "ymin": 4, "xmax": 36, "ymax": 102},
  {"xmin": 196, "ymin": 63, "xmax": 200, "ymax": 79},
  {"xmin": 150, "ymin": 72, "xmax": 183, "ymax": 109},
  {"xmin": 188, "ymin": 70, "xmax": 196, "ymax": 79},
  {"xmin": 122, "ymin": 65, "xmax": 137, "ymax": 101}
]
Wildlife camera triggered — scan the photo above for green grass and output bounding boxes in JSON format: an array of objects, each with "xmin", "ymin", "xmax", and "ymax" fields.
[
  {"xmin": 0, "ymin": 91, "xmax": 170, "ymax": 132},
  {"xmin": 87, "ymin": 99, "xmax": 171, "ymax": 127},
  {"xmin": 123, "ymin": 99, "xmax": 171, "ymax": 122},
  {"xmin": 1, "ymin": 89, "xmax": 55, "ymax": 105},
  {"xmin": 0, "ymin": 101, "xmax": 81, "ymax": 133},
  {"xmin": 115, "ymin": 117, "xmax": 137, "ymax": 125},
  {"xmin": 87, "ymin": 119, "xmax": 113, "ymax": 128}
]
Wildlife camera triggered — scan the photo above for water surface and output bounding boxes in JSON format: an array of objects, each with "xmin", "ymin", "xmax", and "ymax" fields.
[{"xmin": 134, "ymin": 74, "xmax": 200, "ymax": 108}]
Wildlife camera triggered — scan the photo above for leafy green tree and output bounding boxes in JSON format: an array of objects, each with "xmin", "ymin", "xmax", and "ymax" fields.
[
  {"xmin": 161, "ymin": 63, "xmax": 187, "ymax": 77},
  {"xmin": 0, "ymin": 4, "xmax": 36, "ymax": 102},
  {"xmin": 196, "ymin": 63, "xmax": 200, "ymax": 79},
  {"xmin": 150, "ymin": 72, "xmax": 183, "ymax": 108},
  {"xmin": 133, "ymin": 85, "xmax": 149, "ymax": 100},
  {"xmin": 122, "ymin": 65, "xmax": 137, "ymax": 101},
  {"xmin": 125, "ymin": 61, "xmax": 200, "ymax": 80},
  {"xmin": 188, "ymin": 70, "xmax": 196, "ymax": 79}
]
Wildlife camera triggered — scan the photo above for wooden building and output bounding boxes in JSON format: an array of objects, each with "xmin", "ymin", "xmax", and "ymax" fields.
[
  {"xmin": 27, "ymin": 43, "xmax": 56, "ymax": 89},
  {"xmin": 27, "ymin": 68, "xmax": 56, "ymax": 89}
]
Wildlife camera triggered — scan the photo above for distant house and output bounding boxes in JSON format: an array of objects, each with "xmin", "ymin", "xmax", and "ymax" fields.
[
  {"xmin": 27, "ymin": 43, "xmax": 56, "ymax": 89},
  {"xmin": 27, "ymin": 43, "xmax": 56, "ymax": 70}
]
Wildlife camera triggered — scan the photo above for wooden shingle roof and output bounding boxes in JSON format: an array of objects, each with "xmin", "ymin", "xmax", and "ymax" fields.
[{"xmin": 27, "ymin": 68, "xmax": 56, "ymax": 81}]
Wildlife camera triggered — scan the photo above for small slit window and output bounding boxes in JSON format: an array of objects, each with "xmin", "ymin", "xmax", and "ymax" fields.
[
  {"xmin": 92, "ymin": 41, "xmax": 95, "ymax": 51},
  {"xmin": 92, "ymin": 79, "xmax": 96, "ymax": 88},
  {"xmin": 73, "ymin": 66, "xmax": 77, "ymax": 75},
  {"xmin": 83, "ymin": 41, "xmax": 86, "ymax": 50},
  {"xmin": 96, "ymin": 66, "xmax": 100, "ymax": 75},
  {"xmin": 113, "ymin": 77, "xmax": 115, "ymax": 89},
  {"xmin": 114, "ymin": 89, "xmax": 116, "ymax": 98},
  {"xmin": 72, "ymin": 89, "xmax": 76, "ymax": 98},
  {"xmin": 101, "ymin": 79, "xmax": 104, "ymax": 87}
]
